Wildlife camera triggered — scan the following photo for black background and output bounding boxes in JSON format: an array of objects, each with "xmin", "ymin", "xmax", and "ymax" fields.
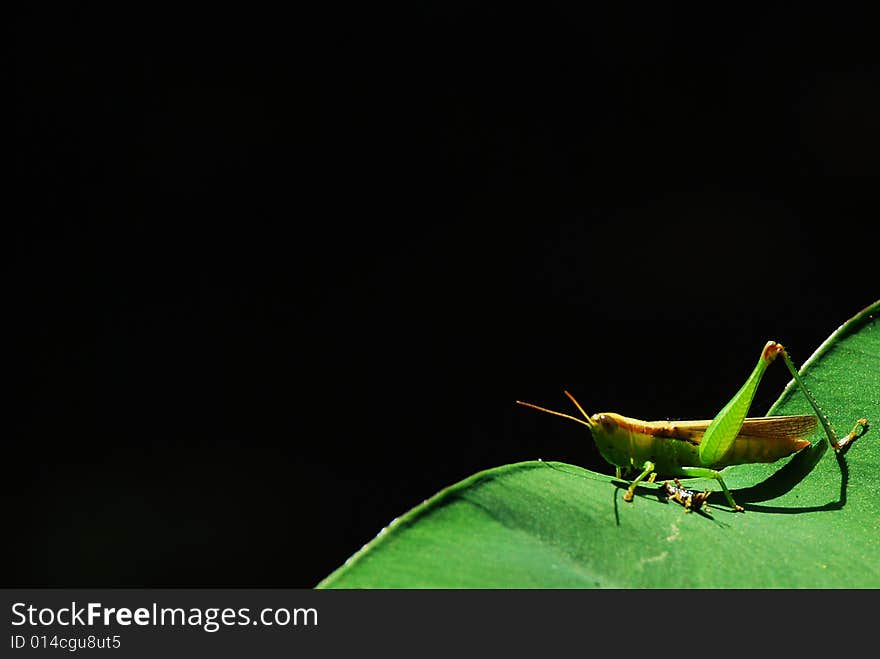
[{"xmin": 10, "ymin": 5, "xmax": 879, "ymax": 587}]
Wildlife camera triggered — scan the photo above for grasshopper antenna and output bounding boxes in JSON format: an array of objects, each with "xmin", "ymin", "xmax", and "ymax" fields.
[
  {"xmin": 563, "ymin": 390, "xmax": 594, "ymax": 426},
  {"xmin": 516, "ymin": 391, "xmax": 595, "ymax": 428}
]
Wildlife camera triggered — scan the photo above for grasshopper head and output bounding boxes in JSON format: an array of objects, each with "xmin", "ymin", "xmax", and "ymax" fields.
[
  {"xmin": 516, "ymin": 393, "xmax": 633, "ymax": 471},
  {"xmin": 588, "ymin": 412, "xmax": 634, "ymax": 469}
]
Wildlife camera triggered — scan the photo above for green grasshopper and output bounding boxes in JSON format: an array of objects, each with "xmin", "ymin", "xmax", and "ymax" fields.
[{"xmin": 518, "ymin": 341, "xmax": 868, "ymax": 511}]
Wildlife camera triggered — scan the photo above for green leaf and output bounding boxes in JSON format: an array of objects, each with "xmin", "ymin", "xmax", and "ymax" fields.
[{"xmin": 318, "ymin": 301, "xmax": 880, "ymax": 588}]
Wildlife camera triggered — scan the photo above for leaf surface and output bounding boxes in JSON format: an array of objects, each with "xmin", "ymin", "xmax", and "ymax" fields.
[{"xmin": 319, "ymin": 301, "xmax": 880, "ymax": 587}]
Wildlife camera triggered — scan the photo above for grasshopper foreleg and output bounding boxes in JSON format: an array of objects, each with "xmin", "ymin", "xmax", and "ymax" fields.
[{"xmin": 623, "ymin": 461, "xmax": 656, "ymax": 503}]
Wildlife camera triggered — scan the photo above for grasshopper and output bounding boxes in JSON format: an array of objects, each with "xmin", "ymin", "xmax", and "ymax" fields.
[
  {"xmin": 663, "ymin": 479, "xmax": 711, "ymax": 514},
  {"xmin": 517, "ymin": 341, "xmax": 868, "ymax": 511}
]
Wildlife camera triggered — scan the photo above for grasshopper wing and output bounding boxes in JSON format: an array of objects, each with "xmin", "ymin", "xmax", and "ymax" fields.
[
  {"xmin": 736, "ymin": 414, "xmax": 818, "ymax": 440},
  {"xmin": 647, "ymin": 415, "xmax": 817, "ymax": 465},
  {"xmin": 725, "ymin": 414, "xmax": 816, "ymax": 464}
]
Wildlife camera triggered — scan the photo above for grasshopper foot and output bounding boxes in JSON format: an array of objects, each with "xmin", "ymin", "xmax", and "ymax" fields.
[{"xmin": 833, "ymin": 417, "xmax": 869, "ymax": 452}]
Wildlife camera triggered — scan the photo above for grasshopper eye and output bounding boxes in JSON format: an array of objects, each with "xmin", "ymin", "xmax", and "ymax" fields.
[{"xmin": 596, "ymin": 414, "xmax": 616, "ymax": 432}]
